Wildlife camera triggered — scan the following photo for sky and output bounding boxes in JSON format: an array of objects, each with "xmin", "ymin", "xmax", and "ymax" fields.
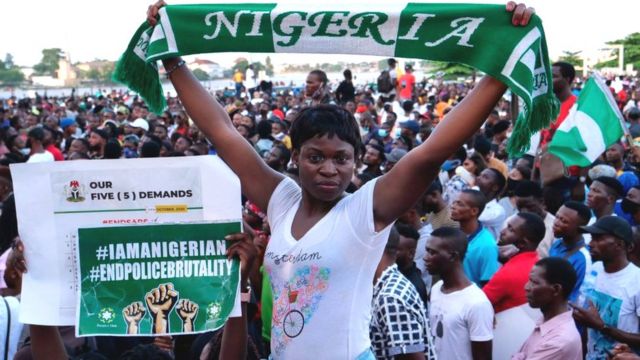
[{"xmin": 2, "ymin": 0, "xmax": 637, "ymax": 68}]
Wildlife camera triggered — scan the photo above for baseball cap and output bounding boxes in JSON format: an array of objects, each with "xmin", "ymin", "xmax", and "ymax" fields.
[
  {"xmin": 386, "ymin": 148, "xmax": 407, "ymax": 163},
  {"xmin": 117, "ymin": 106, "xmax": 130, "ymax": 115},
  {"xmin": 129, "ymin": 118, "xmax": 149, "ymax": 132},
  {"xmin": 441, "ymin": 159, "xmax": 461, "ymax": 172},
  {"xmin": 60, "ymin": 118, "xmax": 77, "ymax": 130},
  {"xmin": 580, "ymin": 215, "xmax": 632, "ymax": 245},
  {"xmin": 399, "ymin": 120, "xmax": 420, "ymax": 134}
]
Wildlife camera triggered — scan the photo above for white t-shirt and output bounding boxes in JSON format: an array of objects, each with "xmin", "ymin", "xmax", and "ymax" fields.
[
  {"xmin": 581, "ymin": 262, "xmax": 640, "ymax": 360},
  {"xmin": 415, "ymin": 224, "xmax": 433, "ymax": 290},
  {"xmin": 429, "ymin": 281, "xmax": 494, "ymax": 360},
  {"xmin": 265, "ymin": 177, "xmax": 392, "ymax": 359},
  {"xmin": 27, "ymin": 150, "xmax": 54, "ymax": 163},
  {"xmin": 479, "ymin": 199, "xmax": 505, "ymax": 241}
]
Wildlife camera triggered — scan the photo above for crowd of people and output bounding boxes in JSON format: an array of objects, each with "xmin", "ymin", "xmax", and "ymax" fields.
[{"xmin": 1, "ymin": 2, "xmax": 640, "ymax": 359}]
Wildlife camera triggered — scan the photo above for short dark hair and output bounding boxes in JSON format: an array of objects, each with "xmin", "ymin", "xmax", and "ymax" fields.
[
  {"xmin": 517, "ymin": 212, "xmax": 546, "ymax": 245},
  {"xmin": 552, "ymin": 61, "xmax": 576, "ymax": 84},
  {"xmin": 141, "ymin": 141, "xmax": 161, "ymax": 158},
  {"xmin": 473, "ymin": 136, "xmax": 492, "ymax": 156},
  {"xmin": 461, "ymin": 189, "xmax": 488, "ymax": 214},
  {"xmin": 595, "ymin": 176, "xmax": 624, "ymax": 199},
  {"xmin": 290, "ymin": 105, "xmax": 362, "ymax": 158},
  {"xmin": 563, "ymin": 200, "xmax": 592, "ymax": 225},
  {"xmin": 535, "ymin": 257, "xmax": 577, "ymax": 300},
  {"xmin": 431, "ymin": 226, "xmax": 468, "ymax": 260},
  {"xmin": 27, "ymin": 127, "xmax": 45, "ymax": 141},
  {"xmin": 343, "ymin": 69, "xmax": 352, "ymax": 80},
  {"xmin": 119, "ymin": 344, "xmax": 173, "ymax": 360},
  {"xmin": 309, "ymin": 69, "xmax": 328, "ymax": 85},
  {"xmin": 515, "ymin": 180, "xmax": 543, "ymax": 199},
  {"xmin": 368, "ymin": 143, "xmax": 386, "ymax": 161},
  {"xmin": 104, "ymin": 139, "xmax": 122, "ymax": 159},
  {"xmin": 257, "ymin": 120, "xmax": 273, "ymax": 139},
  {"xmin": 385, "ymin": 226, "xmax": 400, "ymax": 254},
  {"xmin": 395, "ymin": 223, "xmax": 420, "ymax": 242},
  {"xmin": 274, "ymin": 144, "xmax": 291, "ymax": 163},
  {"xmin": 426, "ymin": 179, "xmax": 443, "ymax": 194},
  {"xmin": 486, "ymin": 168, "xmax": 507, "ymax": 196}
]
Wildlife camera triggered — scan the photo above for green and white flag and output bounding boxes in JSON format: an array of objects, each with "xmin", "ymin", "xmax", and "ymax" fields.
[
  {"xmin": 548, "ymin": 73, "xmax": 625, "ymax": 167},
  {"xmin": 113, "ymin": 2, "xmax": 559, "ymax": 155}
]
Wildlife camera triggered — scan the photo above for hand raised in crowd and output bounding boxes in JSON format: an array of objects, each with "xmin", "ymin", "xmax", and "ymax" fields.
[
  {"xmin": 505, "ymin": 1, "xmax": 535, "ymax": 26},
  {"xmin": 145, "ymin": 283, "xmax": 179, "ymax": 334},
  {"xmin": 176, "ymin": 298, "xmax": 199, "ymax": 332},
  {"xmin": 9, "ymin": 237, "xmax": 26, "ymax": 274},
  {"xmin": 123, "ymin": 301, "xmax": 146, "ymax": 334},
  {"xmin": 225, "ymin": 232, "xmax": 258, "ymax": 288},
  {"xmin": 147, "ymin": 0, "xmax": 167, "ymax": 26}
]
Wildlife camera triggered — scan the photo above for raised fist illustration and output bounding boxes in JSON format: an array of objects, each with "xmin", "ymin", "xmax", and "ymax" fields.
[
  {"xmin": 145, "ymin": 283, "xmax": 179, "ymax": 334},
  {"xmin": 123, "ymin": 301, "xmax": 146, "ymax": 334},
  {"xmin": 176, "ymin": 299, "xmax": 199, "ymax": 332}
]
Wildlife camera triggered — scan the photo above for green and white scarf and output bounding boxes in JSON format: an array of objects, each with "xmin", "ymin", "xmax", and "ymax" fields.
[{"xmin": 114, "ymin": 3, "xmax": 558, "ymax": 154}]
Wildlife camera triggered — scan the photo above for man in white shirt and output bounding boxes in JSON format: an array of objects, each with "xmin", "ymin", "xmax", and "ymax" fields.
[
  {"xmin": 425, "ymin": 227, "xmax": 494, "ymax": 360},
  {"xmin": 573, "ymin": 216, "xmax": 640, "ymax": 359},
  {"xmin": 25, "ymin": 127, "xmax": 54, "ymax": 163},
  {"xmin": 475, "ymin": 168, "xmax": 506, "ymax": 240}
]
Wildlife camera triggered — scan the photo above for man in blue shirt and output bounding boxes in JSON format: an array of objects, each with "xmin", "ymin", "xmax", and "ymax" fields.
[
  {"xmin": 550, "ymin": 200, "xmax": 592, "ymax": 301},
  {"xmin": 451, "ymin": 189, "xmax": 500, "ymax": 286}
]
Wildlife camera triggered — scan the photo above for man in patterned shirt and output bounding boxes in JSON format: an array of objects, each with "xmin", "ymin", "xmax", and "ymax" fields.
[{"xmin": 370, "ymin": 226, "xmax": 436, "ymax": 360}]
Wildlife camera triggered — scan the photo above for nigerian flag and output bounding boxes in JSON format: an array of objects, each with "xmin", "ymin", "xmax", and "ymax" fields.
[{"xmin": 548, "ymin": 74, "xmax": 625, "ymax": 167}]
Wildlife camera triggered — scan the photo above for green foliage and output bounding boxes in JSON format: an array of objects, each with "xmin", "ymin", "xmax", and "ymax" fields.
[
  {"xmin": 430, "ymin": 62, "xmax": 474, "ymax": 79},
  {"xmin": 557, "ymin": 51, "xmax": 582, "ymax": 67},
  {"xmin": 0, "ymin": 53, "xmax": 24, "ymax": 85},
  {"xmin": 0, "ymin": 67, "xmax": 25, "ymax": 85},
  {"xmin": 232, "ymin": 58, "xmax": 249, "ymax": 74},
  {"xmin": 192, "ymin": 68, "xmax": 210, "ymax": 81},
  {"xmin": 265, "ymin": 56, "xmax": 274, "ymax": 77},
  {"xmin": 33, "ymin": 48, "xmax": 63, "ymax": 75},
  {"xmin": 595, "ymin": 33, "xmax": 640, "ymax": 69}
]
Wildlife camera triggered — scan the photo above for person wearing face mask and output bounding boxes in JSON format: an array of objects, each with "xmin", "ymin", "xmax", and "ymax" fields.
[
  {"xmin": 499, "ymin": 164, "xmax": 532, "ymax": 218},
  {"xmin": 379, "ymin": 121, "xmax": 394, "ymax": 154}
]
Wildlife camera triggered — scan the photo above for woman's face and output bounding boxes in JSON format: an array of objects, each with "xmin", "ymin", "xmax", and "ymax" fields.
[
  {"xmin": 293, "ymin": 134, "xmax": 355, "ymax": 202},
  {"xmin": 305, "ymin": 73, "xmax": 323, "ymax": 97},
  {"xmin": 232, "ymin": 113, "xmax": 243, "ymax": 126},
  {"xmin": 463, "ymin": 158, "xmax": 477, "ymax": 176}
]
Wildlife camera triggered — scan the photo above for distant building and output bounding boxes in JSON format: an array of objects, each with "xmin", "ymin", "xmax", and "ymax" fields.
[{"xmin": 187, "ymin": 58, "xmax": 224, "ymax": 78}]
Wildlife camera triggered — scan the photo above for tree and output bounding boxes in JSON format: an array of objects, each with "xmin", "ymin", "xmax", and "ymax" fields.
[
  {"xmin": 557, "ymin": 50, "xmax": 582, "ymax": 67},
  {"xmin": 0, "ymin": 53, "xmax": 24, "ymax": 85},
  {"xmin": 100, "ymin": 62, "xmax": 115, "ymax": 83},
  {"xmin": 33, "ymin": 48, "xmax": 63, "ymax": 76},
  {"xmin": 192, "ymin": 68, "xmax": 210, "ymax": 81},
  {"xmin": 605, "ymin": 32, "xmax": 640, "ymax": 70},
  {"xmin": 4, "ymin": 53, "xmax": 14, "ymax": 69},
  {"xmin": 0, "ymin": 68, "xmax": 24, "ymax": 85},
  {"xmin": 232, "ymin": 57, "xmax": 249, "ymax": 73},
  {"xmin": 593, "ymin": 33, "xmax": 640, "ymax": 70},
  {"xmin": 265, "ymin": 56, "xmax": 274, "ymax": 77},
  {"xmin": 87, "ymin": 68, "xmax": 101, "ymax": 82},
  {"xmin": 430, "ymin": 62, "xmax": 474, "ymax": 79}
]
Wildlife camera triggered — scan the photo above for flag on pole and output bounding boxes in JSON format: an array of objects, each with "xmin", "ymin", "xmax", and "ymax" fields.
[{"xmin": 548, "ymin": 73, "xmax": 625, "ymax": 167}]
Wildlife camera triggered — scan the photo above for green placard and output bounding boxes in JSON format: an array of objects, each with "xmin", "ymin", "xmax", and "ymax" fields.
[{"xmin": 77, "ymin": 222, "xmax": 240, "ymax": 336}]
